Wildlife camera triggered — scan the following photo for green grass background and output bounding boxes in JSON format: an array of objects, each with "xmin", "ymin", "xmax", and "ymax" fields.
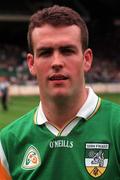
[
  {"xmin": 0, "ymin": 96, "xmax": 39, "ymax": 130},
  {"xmin": 0, "ymin": 93, "xmax": 120, "ymax": 130}
]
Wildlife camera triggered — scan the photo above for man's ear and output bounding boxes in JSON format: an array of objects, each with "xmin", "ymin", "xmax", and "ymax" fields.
[
  {"xmin": 27, "ymin": 53, "xmax": 36, "ymax": 76},
  {"xmin": 83, "ymin": 48, "xmax": 93, "ymax": 72}
]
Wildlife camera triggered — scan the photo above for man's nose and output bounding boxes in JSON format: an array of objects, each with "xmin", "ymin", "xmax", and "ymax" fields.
[{"xmin": 51, "ymin": 52, "xmax": 64, "ymax": 71}]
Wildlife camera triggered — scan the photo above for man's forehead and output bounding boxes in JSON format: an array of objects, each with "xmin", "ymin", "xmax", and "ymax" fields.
[
  {"xmin": 32, "ymin": 24, "xmax": 81, "ymax": 37},
  {"xmin": 31, "ymin": 24, "xmax": 81, "ymax": 53}
]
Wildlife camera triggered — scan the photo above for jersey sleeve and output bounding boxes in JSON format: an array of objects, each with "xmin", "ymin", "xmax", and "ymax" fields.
[{"xmin": 0, "ymin": 140, "xmax": 12, "ymax": 180}]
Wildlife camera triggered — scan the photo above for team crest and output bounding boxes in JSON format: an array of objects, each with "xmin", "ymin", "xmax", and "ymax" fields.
[
  {"xmin": 21, "ymin": 145, "xmax": 41, "ymax": 170},
  {"xmin": 85, "ymin": 143, "xmax": 109, "ymax": 178}
]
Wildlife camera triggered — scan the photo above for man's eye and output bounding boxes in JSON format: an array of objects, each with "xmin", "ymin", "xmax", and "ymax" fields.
[
  {"xmin": 38, "ymin": 49, "xmax": 52, "ymax": 57},
  {"xmin": 61, "ymin": 48, "xmax": 75, "ymax": 55}
]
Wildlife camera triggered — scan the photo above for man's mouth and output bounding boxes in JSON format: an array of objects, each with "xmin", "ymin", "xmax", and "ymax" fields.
[{"xmin": 48, "ymin": 74, "xmax": 69, "ymax": 81}]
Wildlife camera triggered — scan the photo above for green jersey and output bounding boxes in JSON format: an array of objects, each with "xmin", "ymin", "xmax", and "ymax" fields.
[{"xmin": 0, "ymin": 91, "xmax": 120, "ymax": 179}]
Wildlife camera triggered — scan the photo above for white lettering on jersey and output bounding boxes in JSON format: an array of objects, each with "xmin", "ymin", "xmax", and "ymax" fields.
[{"xmin": 49, "ymin": 140, "xmax": 73, "ymax": 148}]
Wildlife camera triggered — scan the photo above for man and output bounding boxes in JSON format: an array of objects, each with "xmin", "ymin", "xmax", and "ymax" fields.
[
  {"xmin": 0, "ymin": 5, "xmax": 120, "ymax": 179},
  {"xmin": 0, "ymin": 76, "xmax": 9, "ymax": 111}
]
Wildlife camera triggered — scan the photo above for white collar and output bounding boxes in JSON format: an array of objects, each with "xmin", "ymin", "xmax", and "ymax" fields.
[{"xmin": 35, "ymin": 87, "xmax": 100, "ymax": 125}]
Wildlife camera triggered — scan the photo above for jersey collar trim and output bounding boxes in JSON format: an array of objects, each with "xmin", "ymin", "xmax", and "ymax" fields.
[
  {"xmin": 34, "ymin": 87, "xmax": 100, "ymax": 125},
  {"xmin": 76, "ymin": 87, "xmax": 100, "ymax": 119}
]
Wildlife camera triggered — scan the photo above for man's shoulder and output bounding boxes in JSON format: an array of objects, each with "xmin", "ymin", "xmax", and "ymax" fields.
[
  {"xmin": 0, "ymin": 107, "xmax": 37, "ymax": 138},
  {"xmin": 102, "ymin": 98, "xmax": 120, "ymax": 110},
  {"xmin": 101, "ymin": 98, "xmax": 120, "ymax": 117}
]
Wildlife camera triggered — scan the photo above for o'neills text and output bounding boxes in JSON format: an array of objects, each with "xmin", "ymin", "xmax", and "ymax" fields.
[{"xmin": 49, "ymin": 140, "xmax": 73, "ymax": 148}]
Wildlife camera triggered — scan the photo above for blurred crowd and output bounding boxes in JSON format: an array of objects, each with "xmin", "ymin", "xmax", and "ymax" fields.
[
  {"xmin": 0, "ymin": 44, "xmax": 36, "ymax": 85},
  {"xmin": 86, "ymin": 57, "xmax": 120, "ymax": 83},
  {"xmin": 0, "ymin": 43, "xmax": 120, "ymax": 85}
]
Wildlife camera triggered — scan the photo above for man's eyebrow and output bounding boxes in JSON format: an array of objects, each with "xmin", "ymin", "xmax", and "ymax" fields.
[
  {"xmin": 36, "ymin": 47, "xmax": 53, "ymax": 52},
  {"xmin": 62, "ymin": 44, "xmax": 77, "ymax": 48},
  {"xmin": 36, "ymin": 44, "xmax": 77, "ymax": 52},
  {"xmin": 59, "ymin": 45, "xmax": 78, "ymax": 50},
  {"xmin": 37, "ymin": 46, "xmax": 52, "ymax": 49}
]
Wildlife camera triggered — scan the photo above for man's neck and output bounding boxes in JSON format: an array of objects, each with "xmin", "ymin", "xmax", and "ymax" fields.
[{"xmin": 41, "ymin": 88, "xmax": 88, "ymax": 130}]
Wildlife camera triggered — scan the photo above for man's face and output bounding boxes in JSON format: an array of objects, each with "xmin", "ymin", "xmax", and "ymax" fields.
[{"xmin": 27, "ymin": 24, "xmax": 92, "ymax": 101}]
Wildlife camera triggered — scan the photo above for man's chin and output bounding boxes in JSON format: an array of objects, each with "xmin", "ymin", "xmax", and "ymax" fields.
[{"xmin": 49, "ymin": 91, "xmax": 70, "ymax": 101}]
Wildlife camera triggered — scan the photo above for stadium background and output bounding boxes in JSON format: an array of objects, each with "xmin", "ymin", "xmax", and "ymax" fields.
[{"xmin": 0, "ymin": 0, "xmax": 120, "ymax": 128}]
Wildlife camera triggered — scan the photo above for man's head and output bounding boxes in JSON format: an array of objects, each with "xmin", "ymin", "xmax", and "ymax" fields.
[
  {"xmin": 27, "ymin": 5, "xmax": 89, "ymax": 53},
  {"xmin": 27, "ymin": 5, "xmax": 93, "ymax": 104}
]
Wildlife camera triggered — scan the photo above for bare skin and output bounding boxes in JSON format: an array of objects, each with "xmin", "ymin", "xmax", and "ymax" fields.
[{"xmin": 27, "ymin": 24, "xmax": 93, "ymax": 130}]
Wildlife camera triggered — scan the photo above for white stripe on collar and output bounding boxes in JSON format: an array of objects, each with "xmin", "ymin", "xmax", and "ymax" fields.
[
  {"xmin": 35, "ymin": 87, "xmax": 98, "ymax": 125},
  {"xmin": 76, "ymin": 87, "xmax": 98, "ymax": 119}
]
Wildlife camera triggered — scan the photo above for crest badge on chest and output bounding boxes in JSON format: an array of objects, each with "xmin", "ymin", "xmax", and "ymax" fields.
[
  {"xmin": 21, "ymin": 145, "xmax": 41, "ymax": 170},
  {"xmin": 85, "ymin": 143, "xmax": 109, "ymax": 178}
]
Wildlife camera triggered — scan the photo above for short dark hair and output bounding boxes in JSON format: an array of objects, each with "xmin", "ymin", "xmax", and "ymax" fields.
[{"xmin": 27, "ymin": 5, "xmax": 89, "ymax": 53}]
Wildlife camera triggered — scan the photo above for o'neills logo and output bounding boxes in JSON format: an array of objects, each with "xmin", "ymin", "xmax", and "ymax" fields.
[
  {"xmin": 49, "ymin": 140, "xmax": 73, "ymax": 148},
  {"xmin": 85, "ymin": 143, "xmax": 109, "ymax": 178}
]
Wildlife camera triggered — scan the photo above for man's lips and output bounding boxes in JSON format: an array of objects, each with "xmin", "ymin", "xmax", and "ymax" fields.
[{"xmin": 48, "ymin": 74, "xmax": 69, "ymax": 81}]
